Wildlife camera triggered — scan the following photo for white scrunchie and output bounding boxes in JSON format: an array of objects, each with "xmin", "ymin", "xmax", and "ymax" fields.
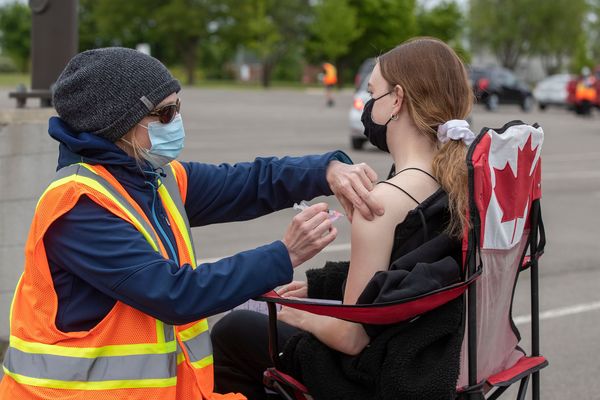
[{"xmin": 437, "ymin": 119, "xmax": 475, "ymax": 146}]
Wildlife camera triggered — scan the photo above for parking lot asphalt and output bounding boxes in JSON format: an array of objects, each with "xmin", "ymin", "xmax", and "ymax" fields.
[{"xmin": 1, "ymin": 87, "xmax": 599, "ymax": 397}]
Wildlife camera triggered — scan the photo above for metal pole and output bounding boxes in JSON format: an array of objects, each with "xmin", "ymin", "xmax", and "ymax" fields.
[
  {"xmin": 267, "ymin": 302, "xmax": 281, "ymax": 370},
  {"xmin": 468, "ymin": 281, "xmax": 478, "ymax": 400},
  {"xmin": 530, "ymin": 200, "xmax": 541, "ymax": 400},
  {"xmin": 467, "ymin": 228, "xmax": 479, "ymax": 400}
]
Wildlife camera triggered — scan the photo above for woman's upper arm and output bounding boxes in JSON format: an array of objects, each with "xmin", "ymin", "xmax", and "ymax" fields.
[
  {"xmin": 344, "ymin": 213, "xmax": 395, "ymax": 304},
  {"xmin": 343, "ymin": 186, "xmax": 413, "ymax": 305}
]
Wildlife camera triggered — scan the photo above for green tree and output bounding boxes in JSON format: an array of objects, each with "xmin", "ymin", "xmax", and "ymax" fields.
[
  {"xmin": 345, "ymin": 0, "xmax": 417, "ymax": 66},
  {"xmin": 586, "ymin": 0, "xmax": 600, "ymax": 64},
  {"xmin": 416, "ymin": 0, "xmax": 469, "ymax": 62},
  {"xmin": 471, "ymin": 0, "xmax": 587, "ymax": 72},
  {"xmin": 219, "ymin": 0, "xmax": 311, "ymax": 87},
  {"xmin": 0, "ymin": 2, "xmax": 31, "ymax": 72},
  {"xmin": 530, "ymin": 0, "xmax": 587, "ymax": 74},
  {"xmin": 329, "ymin": 0, "xmax": 416, "ymax": 84},
  {"xmin": 416, "ymin": 0, "xmax": 463, "ymax": 42},
  {"xmin": 80, "ymin": 0, "xmax": 215, "ymax": 85},
  {"xmin": 570, "ymin": 32, "xmax": 593, "ymax": 73},
  {"xmin": 79, "ymin": 0, "xmax": 166, "ymax": 59},
  {"xmin": 306, "ymin": 0, "xmax": 362, "ymax": 65},
  {"xmin": 470, "ymin": 0, "xmax": 537, "ymax": 70},
  {"xmin": 151, "ymin": 0, "xmax": 214, "ymax": 85}
]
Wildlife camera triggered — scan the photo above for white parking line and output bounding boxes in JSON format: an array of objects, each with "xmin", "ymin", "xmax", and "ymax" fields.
[
  {"xmin": 514, "ymin": 301, "xmax": 600, "ymax": 325},
  {"xmin": 543, "ymin": 170, "xmax": 600, "ymax": 180},
  {"xmin": 544, "ymin": 152, "xmax": 600, "ymax": 162}
]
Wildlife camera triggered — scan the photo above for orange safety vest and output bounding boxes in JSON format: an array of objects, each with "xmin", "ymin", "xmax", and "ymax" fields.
[
  {"xmin": 0, "ymin": 162, "xmax": 245, "ymax": 400},
  {"xmin": 323, "ymin": 63, "xmax": 337, "ymax": 85},
  {"xmin": 575, "ymin": 77, "xmax": 597, "ymax": 102}
]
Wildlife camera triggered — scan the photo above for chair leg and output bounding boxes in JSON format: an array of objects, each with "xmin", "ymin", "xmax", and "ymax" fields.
[
  {"xmin": 487, "ymin": 386, "xmax": 508, "ymax": 400},
  {"xmin": 516, "ymin": 375, "xmax": 530, "ymax": 400},
  {"xmin": 532, "ymin": 371, "xmax": 540, "ymax": 400},
  {"xmin": 272, "ymin": 381, "xmax": 296, "ymax": 400}
]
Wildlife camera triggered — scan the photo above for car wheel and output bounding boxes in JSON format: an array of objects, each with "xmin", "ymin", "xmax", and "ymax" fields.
[
  {"xmin": 485, "ymin": 94, "xmax": 499, "ymax": 111},
  {"xmin": 576, "ymin": 100, "xmax": 593, "ymax": 116},
  {"xmin": 351, "ymin": 137, "xmax": 366, "ymax": 150},
  {"xmin": 538, "ymin": 103, "xmax": 547, "ymax": 111},
  {"xmin": 521, "ymin": 95, "xmax": 534, "ymax": 112}
]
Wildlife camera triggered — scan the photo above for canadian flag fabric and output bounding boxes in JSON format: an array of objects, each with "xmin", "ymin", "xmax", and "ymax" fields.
[{"xmin": 472, "ymin": 124, "xmax": 543, "ymax": 250}]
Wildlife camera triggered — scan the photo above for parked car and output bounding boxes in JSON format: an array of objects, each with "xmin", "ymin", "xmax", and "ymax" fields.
[
  {"xmin": 566, "ymin": 66, "xmax": 600, "ymax": 115},
  {"xmin": 470, "ymin": 66, "xmax": 534, "ymax": 111},
  {"xmin": 349, "ymin": 68, "xmax": 371, "ymax": 150},
  {"xmin": 354, "ymin": 57, "xmax": 376, "ymax": 90},
  {"xmin": 533, "ymin": 74, "xmax": 574, "ymax": 110}
]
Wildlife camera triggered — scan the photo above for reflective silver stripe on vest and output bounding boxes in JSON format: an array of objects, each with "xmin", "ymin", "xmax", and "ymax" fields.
[
  {"xmin": 181, "ymin": 331, "xmax": 212, "ymax": 363},
  {"xmin": 53, "ymin": 164, "xmax": 163, "ymax": 251},
  {"xmin": 3, "ymin": 347, "xmax": 177, "ymax": 381},
  {"xmin": 164, "ymin": 323, "xmax": 175, "ymax": 342},
  {"xmin": 160, "ymin": 165, "xmax": 197, "ymax": 258}
]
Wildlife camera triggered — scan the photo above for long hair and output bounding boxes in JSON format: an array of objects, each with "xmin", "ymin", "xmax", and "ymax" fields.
[{"xmin": 378, "ymin": 37, "xmax": 473, "ymax": 238}]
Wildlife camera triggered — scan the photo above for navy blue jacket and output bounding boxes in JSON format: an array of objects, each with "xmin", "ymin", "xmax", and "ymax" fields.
[{"xmin": 44, "ymin": 117, "xmax": 351, "ymax": 332}]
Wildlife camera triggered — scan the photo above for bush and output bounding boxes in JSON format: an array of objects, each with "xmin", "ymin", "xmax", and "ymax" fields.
[{"xmin": 0, "ymin": 55, "xmax": 18, "ymax": 73}]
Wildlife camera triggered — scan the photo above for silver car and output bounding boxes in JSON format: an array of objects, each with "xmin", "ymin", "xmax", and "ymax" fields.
[
  {"xmin": 533, "ymin": 73, "xmax": 574, "ymax": 111},
  {"xmin": 348, "ymin": 70, "xmax": 372, "ymax": 150}
]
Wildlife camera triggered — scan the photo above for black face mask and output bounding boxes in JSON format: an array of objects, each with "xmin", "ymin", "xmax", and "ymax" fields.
[{"xmin": 361, "ymin": 91, "xmax": 392, "ymax": 152}]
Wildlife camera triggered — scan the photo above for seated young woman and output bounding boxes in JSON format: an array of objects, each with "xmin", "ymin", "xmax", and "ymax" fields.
[{"xmin": 211, "ymin": 37, "xmax": 475, "ymax": 400}]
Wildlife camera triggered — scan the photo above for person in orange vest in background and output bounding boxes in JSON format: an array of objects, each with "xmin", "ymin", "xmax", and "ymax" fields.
[
  {"xmin": 0, "ymin": 47, "xmax": 385, "ymax": 400},
  {"xmin": 574, "ymin": 66, "xmax": 597, "ymax": 116},
  {"xmin": 322, "ymin": 62, "xmax": 338, "ymax": 107}
]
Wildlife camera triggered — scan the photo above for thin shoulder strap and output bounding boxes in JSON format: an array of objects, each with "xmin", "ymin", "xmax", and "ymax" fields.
[
  {"xmin": 395, "ymin": 167, "xmax": 438, "ymax": 183},
  {"xmin": 378, "ymin": 181, "xmax": 420, "ymax": 205}
]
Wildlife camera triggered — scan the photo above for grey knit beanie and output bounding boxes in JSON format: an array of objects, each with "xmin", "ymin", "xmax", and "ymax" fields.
[{"xmin": 53, "ymin": 47, "xmax": 181, "ymax": 142}]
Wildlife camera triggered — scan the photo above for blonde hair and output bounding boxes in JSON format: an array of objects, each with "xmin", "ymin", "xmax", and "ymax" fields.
[
  {"xmin": 119, "ymin": 128, "xmax": 141, "ymax": 155},
  {"xmin": 378, "ymin": 37, "xmax": 473, "ymax": 238},
  {"xmin": 118, "ymin": 128, "xmax": 155, "ymax": 169}
]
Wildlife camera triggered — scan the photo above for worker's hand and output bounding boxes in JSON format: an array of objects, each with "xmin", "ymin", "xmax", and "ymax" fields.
[
  {"xmin": 326, "ymin": 160, "xmax": 384, "ymax": 223},
  {"xmin": 282, "ymin": 202, "xmax": 337, "ymax": 268},
  {"xmin": 277, "ymin": 281, "xmax": 308, "ymax": 298}
]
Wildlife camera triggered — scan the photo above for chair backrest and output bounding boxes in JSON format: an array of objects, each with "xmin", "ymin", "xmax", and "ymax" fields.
[{"xmin": 457, "ymin": 121, "xmax": 544, "ymax": 388}]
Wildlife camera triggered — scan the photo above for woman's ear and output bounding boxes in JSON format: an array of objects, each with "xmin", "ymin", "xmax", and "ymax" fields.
[{"xmin": 391, "ymin": 84, "xmax": 404, "ymax": 117}]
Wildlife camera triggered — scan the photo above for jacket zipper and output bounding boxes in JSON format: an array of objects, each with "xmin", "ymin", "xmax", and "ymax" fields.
[{"xmin": 150, "ymin": 181, "xmax": 179, "ymax": 266}]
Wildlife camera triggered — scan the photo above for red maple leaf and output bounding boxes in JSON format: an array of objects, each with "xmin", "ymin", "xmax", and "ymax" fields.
[{"xmin": 493, "ymin": 134, "xmax": 539, "ymax": 243}]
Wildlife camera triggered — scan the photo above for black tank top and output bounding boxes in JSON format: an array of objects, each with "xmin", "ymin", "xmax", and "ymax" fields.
[{"xmin": 377, "ymin": 167, "xmax": 454, "ymax": 266}]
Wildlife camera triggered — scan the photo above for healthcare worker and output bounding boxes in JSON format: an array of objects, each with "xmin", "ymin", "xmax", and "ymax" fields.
[{"xmin": 0, "ymin": 47, "xmax": 382, "ymax": 400}]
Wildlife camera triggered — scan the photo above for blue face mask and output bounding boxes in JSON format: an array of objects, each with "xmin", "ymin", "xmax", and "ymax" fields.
[{"xmin": 138, "ymin": 114, "xmax": 185, "ymax": 168}]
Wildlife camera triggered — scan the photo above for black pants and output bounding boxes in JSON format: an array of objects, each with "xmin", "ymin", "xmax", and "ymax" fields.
[{"xmin": 211, "ymin": 310, "xmax": 301, "ymax": 400}]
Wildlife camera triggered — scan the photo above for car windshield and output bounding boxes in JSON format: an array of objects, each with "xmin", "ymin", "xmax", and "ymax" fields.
[
  {"xmin": 468, "ymin": 68, "xmax": 486, "ymax": 82},
  {"xmin": 549, "ymin": 74, "xmax": 572, "ymax": 83},
  {"xmin": 359, "ymin": 72, "xmax": 371, "ymax": 92}
]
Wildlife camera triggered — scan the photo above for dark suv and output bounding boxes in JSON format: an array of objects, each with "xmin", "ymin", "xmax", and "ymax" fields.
[{"xmin": 470, "ymin": 66, "xmax": 534, "ymax": 111}]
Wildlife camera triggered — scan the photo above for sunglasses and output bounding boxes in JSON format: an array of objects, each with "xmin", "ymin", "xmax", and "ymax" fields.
[{"xmin": 148, "ymin": 98, "xmax": 181, "ymax": 124}]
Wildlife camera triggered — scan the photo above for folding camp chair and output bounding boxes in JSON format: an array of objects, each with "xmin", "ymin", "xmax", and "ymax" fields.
[{"xmin": 258, "ymin": 120, "xmax": 547, "ymax": 400}]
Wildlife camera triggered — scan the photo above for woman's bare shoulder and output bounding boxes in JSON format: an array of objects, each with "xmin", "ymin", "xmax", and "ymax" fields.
[{"xmin": 353, "ymin": 182, "xmax": 420, "ymax": 231}]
